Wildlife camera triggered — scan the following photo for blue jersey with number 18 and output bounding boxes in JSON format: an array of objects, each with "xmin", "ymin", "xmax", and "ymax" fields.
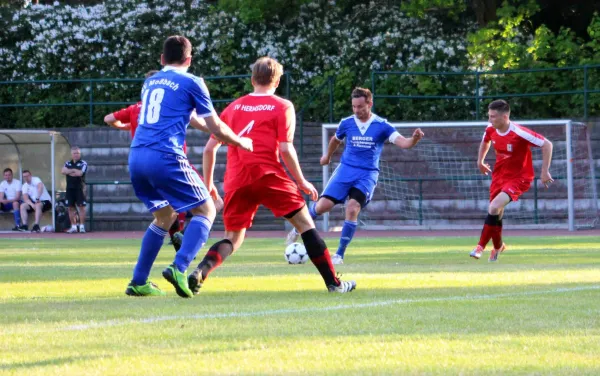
[{"xmin": 131, "ymin": 66, "xmax": 215, "ymax": 157}]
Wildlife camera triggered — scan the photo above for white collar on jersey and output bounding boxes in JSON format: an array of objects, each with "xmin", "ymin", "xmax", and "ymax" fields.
[
  {"xmin": 249, "ymin": 89, "xmax": 276, "ymax": 96},
  {"xmin": 495, "ymin": 121, "xmax": 514, "ymax": 136},
  {"xmin": 162, "ymin": 65, "xmax": 189, "ymax": 73},
  {"xmin": 353, "ymin": 114, "xmax": 376, "ymax": 136}
]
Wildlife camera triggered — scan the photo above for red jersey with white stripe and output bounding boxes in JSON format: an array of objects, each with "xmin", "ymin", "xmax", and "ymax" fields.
[
  {"xmin": 483, "ymin": 122, "xmax": 545, "ymax": 181},
  {"xmin": 218, "ymin": 93, "xmax": 295, "ymax": 192},
  {"xmin": 113, "ymin": 101, "xmax": 187, "ymax": 154}
]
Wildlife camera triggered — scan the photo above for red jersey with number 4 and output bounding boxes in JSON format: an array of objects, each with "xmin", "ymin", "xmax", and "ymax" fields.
[
  {"xmin": 218, "ymin": 93, "xmax": 295, "ymax": 192},
  {"xmin": 113, "ymin": 101, "xmax": 187, "ymax": 154},
  {"xmin": 483, "ymin": 122, "xmax": 545, "ymax": 181}
]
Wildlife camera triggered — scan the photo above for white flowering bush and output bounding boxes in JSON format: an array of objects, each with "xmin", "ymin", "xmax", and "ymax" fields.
[{"xmin": 0, "ymin": 0, "xmax": 472, "ymax": 128}]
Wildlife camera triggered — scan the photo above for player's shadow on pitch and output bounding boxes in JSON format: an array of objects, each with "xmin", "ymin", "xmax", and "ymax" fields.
[{"xmin": 0, "ymin": 355, "xmax": 101, "ymax": 371}]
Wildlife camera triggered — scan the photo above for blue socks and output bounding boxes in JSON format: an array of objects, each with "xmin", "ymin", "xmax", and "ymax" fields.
[
  {"xmin": 133, "ymin": 223, "xmax": 167, "ymax": 285},
  {"xmin": 336, "ymin": 220, "xmax": 357, "ymax": 258},
  {"xmin": 13, "ymin": 210, "xmax": 21, "ymax": 226},
  {"xmin": 308, "ymin": 203, "xmax": 318, "ymax": 220},
  {"xmin": 174, "ymin": 215, "xmax": 212, "ymax": 273}
]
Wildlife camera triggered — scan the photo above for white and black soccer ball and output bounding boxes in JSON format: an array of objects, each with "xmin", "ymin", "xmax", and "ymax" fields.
[{"xmin": 284, "ymin": 242, "xmax": 308, "ymax": 264}]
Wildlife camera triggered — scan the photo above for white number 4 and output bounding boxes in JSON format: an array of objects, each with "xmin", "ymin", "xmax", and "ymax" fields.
[{"xmin": 237, "ymin": 120, "xmax": 254, "ymax": 136}]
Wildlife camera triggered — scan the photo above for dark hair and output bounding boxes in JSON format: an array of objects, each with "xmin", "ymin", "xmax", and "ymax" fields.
[
  {"xmin": 22, "ymin": 169, "xmax": 31, "ymax": 175},
  {"xmin": 488, "ymin": 99, "xmax": 510, "ymax": 113},
  {"xmin": 252, "ymin": 57, "xmax": 283, "ymax": 86},
  {"xmin": 3, "ymin": 168, "xmax": 12, "ymax": 174},
  {"xmin": 162, "ymin": 36, "xmax": 192, "ymax": 65},
  {"xmin": 351, "ymin": 87, "xmax": 372, "ymax": 103},
  {"xmin": 145, "ymin": 70, "xmax": 159, "ymax": 79}
]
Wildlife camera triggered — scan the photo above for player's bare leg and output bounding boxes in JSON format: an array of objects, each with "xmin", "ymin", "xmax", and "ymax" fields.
[
  {"xmin": 66, "ymin": 206, "xmax": 79, "ymax": 233},
  {"xmin": 78, "ymin": 205, "xmax": 86, "ymax": 233},
  {"xmin": 287, "ymin": 206, "xmax": 355, "ymax": 293},
  {"xmin": 32, "ymin": 202, "xmax": 43, "ymax": 232},
  {"xmin": 286, "ymin": 197, "xmax": 335, "ymax": 245},
  {"xmin": 19, "ymin": 203, "xmax": 29, "ymax": 231},
  {"xmin": 333, "ymin": 198, "xmax": 360, "ymax": 265}
]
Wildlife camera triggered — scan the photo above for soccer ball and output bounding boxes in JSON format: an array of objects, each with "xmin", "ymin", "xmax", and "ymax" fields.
[{"xmin": 284, "ymin": 242, "xmax": 308, "ymax": 264}]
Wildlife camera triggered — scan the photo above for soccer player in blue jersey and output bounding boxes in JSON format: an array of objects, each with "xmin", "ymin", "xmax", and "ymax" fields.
[
  {"xmin": 126, "ymin": 35, "xmax": 253, "ymax": 298},
  {"xmin": 286, "ymin": 87, "xmax": 424, "ymax": 264}
]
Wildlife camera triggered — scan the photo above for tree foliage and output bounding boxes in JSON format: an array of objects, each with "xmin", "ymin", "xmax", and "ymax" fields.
[{"xmin": 1, "ymin": 0, "xmax": 600, "ymax": 125}]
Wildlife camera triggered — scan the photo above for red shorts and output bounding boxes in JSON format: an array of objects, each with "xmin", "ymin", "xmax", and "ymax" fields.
[
  {"xmin": 490, "ymin": 178, "xmax": 532, "ymax": 202},
  {"xmin": 223, "ymin": 173, "xmax": 306, "ymax": 231}
]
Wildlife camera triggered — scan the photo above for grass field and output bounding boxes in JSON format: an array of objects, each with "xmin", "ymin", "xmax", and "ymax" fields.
[{"xmin": 1, "ymin": 235, "xmax": 599, "ymax": 375}]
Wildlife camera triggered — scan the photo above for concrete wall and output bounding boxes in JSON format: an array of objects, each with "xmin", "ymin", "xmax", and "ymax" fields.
[{"xmin": 57, "ymin": 120, "xmax": 600, "ymax": 231}]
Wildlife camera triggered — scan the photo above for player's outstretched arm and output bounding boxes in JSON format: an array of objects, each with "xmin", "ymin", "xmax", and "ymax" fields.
[
  {"xmin": 280, "ymin": 142, "xmax": 318, "ymax": 201},
  {"xmin": 477, "ymin": 140, "xmax": 492, "ymax": 175},
  {"xmin": 204, "ymin": 114, "xmax": 253, "ymax": 152},
  {"xmin": 103, "ymin": 113, "xmax": 131, "ymax": 131},
  {"xmin": 320, "ymin": 136, "xmax": 343, "ymax": 166},
  {"xmin": 203, "ymin": 137, "xmax": 222, "ymax": 197},
  {"xmin": 393, "ymin": 128, "xmax": 424, "ymax": 149},
  {"xmin": 540, "ymin": 139, "xmax": 554, "ymax": 188}
]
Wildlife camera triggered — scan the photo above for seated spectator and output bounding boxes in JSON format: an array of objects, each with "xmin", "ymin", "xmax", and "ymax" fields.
[
  {"xmin": 0, "ymin": 168, "xmax": 22, "ymax": 231},
  {"xmin": 20, "ymin": 170, "xmax": 52, "ymax": 233}
]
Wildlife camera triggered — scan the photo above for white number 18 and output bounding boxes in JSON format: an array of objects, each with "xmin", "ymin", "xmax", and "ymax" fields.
[{"xmin": 139, "ymin": 88, "xmax": 165, "ymax": 125}]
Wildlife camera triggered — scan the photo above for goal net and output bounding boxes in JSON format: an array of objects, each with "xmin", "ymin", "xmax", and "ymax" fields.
[{"xmin": 321, "ymin": 120, "xmax": 599, "ymax": 231}]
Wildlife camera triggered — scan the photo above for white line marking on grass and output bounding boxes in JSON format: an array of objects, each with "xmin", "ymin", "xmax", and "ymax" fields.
[
  {"xmin": 66, "ymin": 285, "xmax": 600, "ymax": 331},
  {"xmin": 6, "ymin": 285, "xmax": 600, "ymax": 334}
]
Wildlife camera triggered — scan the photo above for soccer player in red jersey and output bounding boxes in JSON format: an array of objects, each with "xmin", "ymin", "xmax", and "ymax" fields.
[
  {"xmin": 189, "ymin": 57, "xmax": 356, "ymax": 293},
  {"xmin": 470, "ymin": 100, "xmax": 554, "ymax": 261},
  {"xmin": 104, "ymin": 70, "xmax": 158, "ymax": 137},
  {"xmin": 103, "ymin": 70, "xmax": 223, "ymax": 247}
]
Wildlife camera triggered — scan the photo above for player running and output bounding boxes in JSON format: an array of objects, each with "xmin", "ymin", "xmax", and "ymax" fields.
[
  {"xmin": 125, "ymin": 35, "xmax": 252, "ymax": 298},
  {"xmin": 286, "ymin": 87, "xmax": 424, "ymax": 264},
  {"xmin": 189, "ymin": 56, "xmax": 356, "ymax": 294},
  {"xmin": 470, "ymin": 99, "xmax": 553, "ymax": 262},
  {"xmin": 104, "ymin": 70, "xmax": 223, "ymax": 251}
]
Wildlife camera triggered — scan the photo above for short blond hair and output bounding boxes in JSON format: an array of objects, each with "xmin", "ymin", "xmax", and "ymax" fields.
[{"xmin": 252, "ymin": 57, "xmax": 283, "ymax": 86}]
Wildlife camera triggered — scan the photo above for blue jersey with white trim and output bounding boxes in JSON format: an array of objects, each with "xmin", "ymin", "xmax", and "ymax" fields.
[
  {"xmin": 335, "ymin": 114, "xmax": 397, "ymax": 171},
  {"xmin": 131, "ymin": 66, "xmax": 214, "ymax": 156}
]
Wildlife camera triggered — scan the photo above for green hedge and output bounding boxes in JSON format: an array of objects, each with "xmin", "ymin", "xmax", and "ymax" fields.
[{"xmin": 1, "ymin": 0, "xmax": 599, "ymax": 128}]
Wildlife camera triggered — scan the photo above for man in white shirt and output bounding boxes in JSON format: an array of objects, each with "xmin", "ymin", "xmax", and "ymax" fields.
[
  {"xmin": 0, "ymin": 168, "xmax": 22, "ymax": 231},
  {"xmin": 20, "ymin": 170, "xmax": 52, "ymax": 233}
]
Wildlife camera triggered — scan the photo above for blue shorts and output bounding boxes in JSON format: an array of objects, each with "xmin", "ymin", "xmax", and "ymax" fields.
[
  {"xmin": 129, "ymin": 148, "xmax": 209, "ymax": 213},
  {"xmin": 0, "ymin": 201, "xmax": 19, "ymax": 212},
  {"xmin": 322, "ymin": 163, "xmax": 378, "ymax": 207}
]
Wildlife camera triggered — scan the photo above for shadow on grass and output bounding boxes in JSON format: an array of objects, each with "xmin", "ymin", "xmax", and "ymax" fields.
[
  {"xmin": 2, "ymin": 250, "xmax": 599, "ymax": 283},
  {"xmin": 0, "ymin": 355, "xmax": 101, "ymax": 370}
]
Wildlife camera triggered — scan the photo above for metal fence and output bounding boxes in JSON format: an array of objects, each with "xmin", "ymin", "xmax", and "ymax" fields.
[
  {"xmin": 0, "ymin": 73, "xmax": 290, "ymax": 126},
  {"xmin": 371, "ymin": 64, "xmax": 600, "ymax": 121}
]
